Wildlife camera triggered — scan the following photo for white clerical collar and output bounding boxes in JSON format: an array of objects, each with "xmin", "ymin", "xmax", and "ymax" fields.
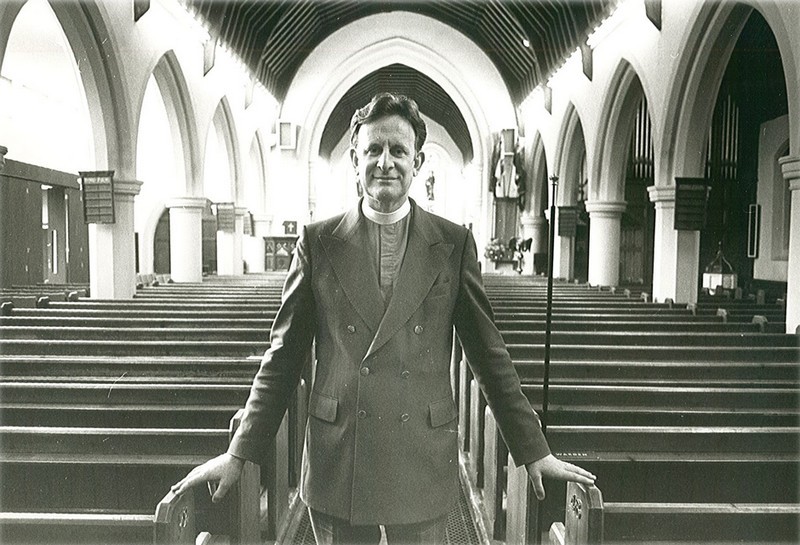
[{"xmin": 361, "ymin": 199, "xmax": 411, "ymax": 225}]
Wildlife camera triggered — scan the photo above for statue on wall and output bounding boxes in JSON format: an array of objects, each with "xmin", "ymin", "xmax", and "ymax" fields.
[
  {"xmin": 489, "ymin": 133, "xmax": 527, "ymax": 210},
  {"xmin": 425, "ymin": 171, "xmax": 435, "ymax": 201}
]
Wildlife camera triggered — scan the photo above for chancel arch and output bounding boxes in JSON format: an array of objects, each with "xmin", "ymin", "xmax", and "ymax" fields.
[{"xmin": 281, "ymin": 12, "xmax": 518, "ymax": 251}]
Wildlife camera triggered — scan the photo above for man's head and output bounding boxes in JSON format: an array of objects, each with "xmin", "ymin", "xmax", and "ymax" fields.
[{"xmin": 350, "ymin": 93, "xmax": 427, "ymax": 213}]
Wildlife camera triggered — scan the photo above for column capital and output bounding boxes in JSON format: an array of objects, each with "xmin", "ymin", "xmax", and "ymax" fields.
[
  {"xmin": 235, "ymin": 206, "xmax": 250, "ymax": 216},
  {"xmin": 252, "ymin": 213, "xmax": 272, "ymax": 224},
  {"xmin": 779, "ymin": 155, "xmax": 800, "ymax": 191},
  {"xmin": 167, "ymin": 197, "xmax": 207, "ymax": 210},
  {"xmin": 647, "ymin": 185, "xmax": 676, "ymax": 207},
  {"xmin": 584, "ymin": 201, "xmax": 626, "ymax": 217},
  {"xmin": 113, "ymin": 179, "xmax": 144, "ymax": 198}
]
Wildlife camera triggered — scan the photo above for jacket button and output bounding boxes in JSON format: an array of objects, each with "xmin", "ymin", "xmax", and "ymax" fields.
[
  {"xmin": 414, "ymin": 325, "xmax": 423, "ymax": 334},
  {"xmin": 400, "ymin": 413, "xmax": 410, "ymax": 422},
  {"xmin": 401, "ymin": 370, "xmax": 410, "ymax": 379},
  {"xmin": 347, "ymin": 325, "xmax": 356, "ymax": 334},
  {"xmin": 360, "ymin": 366, "xmax": 370, "ymax": 376},
  {"xmin": 357, "ymin": 410, "xmax": 367, "ymax": 419}
]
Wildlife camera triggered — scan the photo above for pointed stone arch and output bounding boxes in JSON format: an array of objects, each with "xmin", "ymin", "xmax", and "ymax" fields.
[
  {"xmin": 659, "ymin": 2, "xmax": 752, "ymax": 182},
  {"xmin": 206, "ymin": 97, "xmax": 242, "ymax": 203},
  {"xmin": 553, "ymin": 103, "xmax": 587, "ymax": 207},
  {"xmin": 149, "ymin": 50, "xmax": 202, "ymax": 196},
  {"xmin": 525, "ymin": 132, "xmax": 549, "ymax": 216},
  {"xmin": 46, "ymin": 0, "xmax": 134, "ymax": 175},
  {"xmin": 245, "ymin": 130, "xmax": 268, "ymax": 214},
  {"xmin": 592, "ymin": 59, "xmax": 649, "ymax": 202},
  {"xmin": 552, "ymin": 103, "xmax": 588, "ymax": 281}
]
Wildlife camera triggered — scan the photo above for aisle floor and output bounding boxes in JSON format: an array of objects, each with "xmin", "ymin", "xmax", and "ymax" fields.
[{"xmin": 282, "ymin": 479, "xmax": 482, "ymax": 545}]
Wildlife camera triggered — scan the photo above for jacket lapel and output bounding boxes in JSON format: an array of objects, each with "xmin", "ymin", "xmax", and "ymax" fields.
[
  {"xmin": 319, "ymin": 206, "xmax": 384, "ymax": 333},
  {"xmin": 365, "ymin": 203, "xmax": 453, "ymax": 359}
]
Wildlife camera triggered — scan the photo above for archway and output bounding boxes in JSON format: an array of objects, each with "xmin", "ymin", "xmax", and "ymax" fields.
[
  {"xmin": 594, "ymin": 60, "xmax": 655, "ymax": 288},
  {"xmin": 204, "ymin": 98, "xmax": 242, "ymax": 276},
  {"xmin": 553, "ymin": 104, "xmax": 588, "ymax": 281}
]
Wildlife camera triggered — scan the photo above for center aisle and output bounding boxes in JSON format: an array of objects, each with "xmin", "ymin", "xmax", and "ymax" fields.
[{"xmin": 281, "ymin": 478, "xmax": 483, "ymax": 545}]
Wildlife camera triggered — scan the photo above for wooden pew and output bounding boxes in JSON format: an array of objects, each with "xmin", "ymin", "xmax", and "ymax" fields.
[
  {"xmin": 498, "ymin": 422, "xmax": 799, "ymax": 545},
  {"xmin": 496, "ymin": 318, "xmax": 783, "ymax": 333},
  {"xmin": 0, "ymin": 325, "xmax": 270, "ymax": 341},
  {"xmin": 472, "ymin": 380, "xmax": 800, "ymax": 540},
  {"xmin": 550, "ymin": 481, "xmax": 800, "ymax": 544},
  {"xmin": 0, "ymin": 415, "xmax": 251, "ymax": 545},
  {"xmin": 0, "ymin": 354, "xmax": 261, "ymax": 380},
  {"xmin": 0, "ymin": 316, "xmax": 274, "ymax": 329},
  {"xmin": 1, "ymin": 389, "xmax": 299, "ymax": 545},
  {"xmin": 501, "ymin": 330, "xmax": 799, "ymax": 348},
  {"xmin": 0, "ymin": 338, "xmax": 266, "ymax": 357}
]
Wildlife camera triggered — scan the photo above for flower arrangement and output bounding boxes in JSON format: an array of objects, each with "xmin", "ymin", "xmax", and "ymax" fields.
[{"xmin": 484, "ymin": 238, "xmax": 509, "ymax": 261}]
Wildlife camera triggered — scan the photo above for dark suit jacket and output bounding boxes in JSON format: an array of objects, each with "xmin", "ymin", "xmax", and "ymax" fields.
[{"xmin": 229, "ymin": 199, "xmax": 549, "ymax": 525}]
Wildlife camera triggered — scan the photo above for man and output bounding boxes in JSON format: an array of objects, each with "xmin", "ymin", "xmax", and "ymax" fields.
[{"xmin": 172, "ymin": 93, "xmax": 595, "ymax": 544}]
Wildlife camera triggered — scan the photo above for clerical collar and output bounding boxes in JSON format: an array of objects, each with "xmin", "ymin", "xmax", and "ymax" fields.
[{"xmin": 361, "ymin": 199, "xmax": 411, "ymax": 225}]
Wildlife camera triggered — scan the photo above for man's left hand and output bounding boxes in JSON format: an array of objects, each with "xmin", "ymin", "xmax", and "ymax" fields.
[{"xmin": 525, "ymin": 454, "xmax": 596, "ymax": 501}]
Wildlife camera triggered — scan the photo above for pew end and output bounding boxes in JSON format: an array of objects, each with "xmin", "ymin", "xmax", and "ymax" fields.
[
  {"xmin": 153, "ymin": 410, "xmax": 262, "ymax": 545},
  {"xmin": 152, "ymin": 458, "xmax": 261, "ymax": 545},
  {"xmin": 154, "ymin": 489, "xmax": 198, "ymax": 545},
  {"xmin": 563, "ymin": 482, "xmax": 603, "ymax": 545}
]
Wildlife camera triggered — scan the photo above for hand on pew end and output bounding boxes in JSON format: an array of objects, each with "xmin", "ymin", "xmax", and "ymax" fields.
[{"xmin": 525, "ymin": 454, "xmax": 597, "ymax": 500}]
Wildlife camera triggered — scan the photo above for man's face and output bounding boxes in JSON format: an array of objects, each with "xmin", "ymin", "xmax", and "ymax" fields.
[{"xmin": 350, "ymin": 114, "xmax": 425, "ymax": 213}]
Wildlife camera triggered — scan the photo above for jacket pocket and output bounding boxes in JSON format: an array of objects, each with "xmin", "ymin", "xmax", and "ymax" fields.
[
  {"xmin": 309, "ymin": 391, "xmax": 338, "ymax": 423},
  {"xmin": 429, "ymin": 396, "xmax": 458, "ymax": 428}
]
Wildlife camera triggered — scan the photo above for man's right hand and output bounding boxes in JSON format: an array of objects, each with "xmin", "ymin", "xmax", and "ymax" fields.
[{"xmin": 171, "ymin": 453, "xmax": 245, "ymax": 503}]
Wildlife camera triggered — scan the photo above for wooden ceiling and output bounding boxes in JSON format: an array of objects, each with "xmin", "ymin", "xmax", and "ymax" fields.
[{"xmin": 183, "ymin": 0, "xmax": 616, "ymax": 161}]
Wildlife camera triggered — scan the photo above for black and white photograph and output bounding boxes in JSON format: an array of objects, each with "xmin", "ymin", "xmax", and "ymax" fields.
[{"xmin": 0, "ymin": 1, "xmax": 798, "ymax": 544}]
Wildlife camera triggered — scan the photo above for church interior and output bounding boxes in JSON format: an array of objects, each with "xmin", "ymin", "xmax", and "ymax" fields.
[{"xmin": 0, "ymin": 0, "xmax": 798, "ymax": 543}]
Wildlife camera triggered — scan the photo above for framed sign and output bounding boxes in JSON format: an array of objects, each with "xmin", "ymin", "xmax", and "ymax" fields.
[
  {"xmin": 558, "ymin": 206, "xmax": 578, "ymax": 237},
  {"xmin": 283, "ymin": 220, "xmax": 297, "ymax": 235},
  {"xmin": 215, "ymin": 202, "xmax": 235, "ymax": 233},
  {"xmin": 243, "ymin": 211, "xmax": 254, "ymax": 236},
  {"xmin": 79, "ymin": 171, "xmax": 115, "ymax": 224},
  {"xmin": 674, "ymin": 177, "xmax": 710, "ymax": 231}
]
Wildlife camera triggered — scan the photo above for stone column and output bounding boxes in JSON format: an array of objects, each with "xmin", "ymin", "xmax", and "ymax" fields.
[
  {"xmin": 585, "ymin": 201, "xmax": 626, "ymax": 287},
  {"xmin": 551, "ymin": 206, "xmax": 575, "ymax": 280},
  {"xmin": 233, "ymin": 207, "xmax": 247, "ymax": 275},
  {"xmin": 648, "ymin": 186, "xmax": 701, "ymax": 304},
  {"xmin": 520, "ymin": 212, "xmax": 547, "ymax": 275},
  {"xmin": 166, "ymin": 197, "xmax": 206, "ymax": 283},
  {"xmin": 246, "ymin": 213, "xmax": 272, "ymax": 274},
  {"xmin": 779, "ymin": 156, "xmax": 800, "ymax": 333},
  {"xmin": 88, "ymin": 180, "xmax": 143, "ymax": 298}
]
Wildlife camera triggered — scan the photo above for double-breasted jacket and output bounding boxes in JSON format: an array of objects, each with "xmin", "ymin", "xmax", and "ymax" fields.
[{"xmin": 228, "ymin": 199, "xmax": 550, "ymax": 525}]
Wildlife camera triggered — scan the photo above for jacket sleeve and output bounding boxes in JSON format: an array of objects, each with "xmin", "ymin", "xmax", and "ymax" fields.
[
  {"xmin": 228, "ymin": 226, "xmax": 316, "ymax": 463},
  {"xmin": 452, "ymin": 230, "xmax": 550, "ymax": 467}
]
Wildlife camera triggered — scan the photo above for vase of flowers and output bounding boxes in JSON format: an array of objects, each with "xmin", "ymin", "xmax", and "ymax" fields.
[{"xmin": 484, "ymin": 238, "xmax": 508, "ymax": 262}]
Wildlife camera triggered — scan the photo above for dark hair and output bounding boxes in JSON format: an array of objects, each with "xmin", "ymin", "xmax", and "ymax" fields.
[{"xmin": 349, "ymin": 93, "xmax": 427, "ymax": 152}]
